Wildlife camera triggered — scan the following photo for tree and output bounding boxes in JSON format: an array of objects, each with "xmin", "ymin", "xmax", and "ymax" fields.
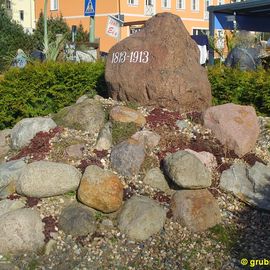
[
  {"xmin": 74, "ymin": 24, "xmax": 89, "ymax": 43},
  {"xmin": 33, "ymin": 12, "xmax": 70, "ymax": 50},
  {"xmin": 0, "ymin": 7, "xmax": 34, "ymax": 72}
]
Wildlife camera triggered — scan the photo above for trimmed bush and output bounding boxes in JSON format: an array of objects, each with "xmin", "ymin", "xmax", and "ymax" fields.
[
  {"xmin": 0, "ymin": 61, "xmax": 106, "ymax": 130},
  {"xmin": 208, "ymin": 66, "xmax": 270, "ymax": 116}
]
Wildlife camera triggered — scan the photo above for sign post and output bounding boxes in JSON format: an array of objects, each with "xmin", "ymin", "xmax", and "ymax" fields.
[
  {"xmin": 106, "ymin": 15, "xmax": 124, "ymax": 40},
  {"xmin": 84, "ymin": 0, "xmax": 96, "ymax": 43}
]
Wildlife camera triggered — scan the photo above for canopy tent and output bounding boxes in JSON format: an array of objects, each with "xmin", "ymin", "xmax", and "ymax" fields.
[{"xmin": 208, "ymin": 0, "xmax": 270, "ymax": 64}]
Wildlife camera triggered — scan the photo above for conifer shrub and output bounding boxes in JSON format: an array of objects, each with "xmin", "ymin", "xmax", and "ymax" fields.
[
  {"xmin": 0, "ymin": 61, "xmax": 106, "ymax": 129},
  {"xmin": 208, "ymin": 66, "xmax": 270, "ymax": 116}
]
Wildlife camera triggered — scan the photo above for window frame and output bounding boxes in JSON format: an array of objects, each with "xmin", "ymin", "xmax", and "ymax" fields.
[
  {"xmin": 19, "ymin": 10, "xmax": 24, "ymax": 21},
  {"xmin": 176, "ymin": 0, "xmax": 185, "ymax": 10},
  {"xmin": 191, "ymin": 0, "xmax": 199, "ymax": 12},
  {"xmin": 204, "ymin": 0, "xmax": 212, "ymax": 20},
  {"xmin": 50, "ymin": 0, "xmax": 58, "ymax": 11},
  {"xmin": 161, "ymin": 0, "xmax": 171, "ymax": 9},
  {"xmin": 128, "ymin": 0, "xmax": 139, "ymax": 6}
]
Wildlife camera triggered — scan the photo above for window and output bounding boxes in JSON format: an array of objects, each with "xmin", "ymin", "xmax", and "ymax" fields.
[
  {"xmin": 204, "ymin": 0, "xmax": 211, "ymax": 19},
  {"xmin": 6, "ymin": 0, "xmax": 11, "ymax": 9},
  {"xmin": 145, "ymin": 0, "xmax": 155, "ymax": 16},
  {"xmin": 193, "ymin": 29, "xmax": 209, "ymax": 36},
  {"xmin": 218, "ymin": 0, "xmax": 224, "ymax": 4},
  {"xmin": 50, "ymin": 0, "xmax": 58, "ymax": 10},
  {"xmin": 128, "ymin": 0, "xmax": 139, "ymax": 5},
  {"xmin": 176, "ymin": 0, "xmax": 185, "ymax": 9},
  {"xmin": 162, "ymin": 0, "xmax": 171, "ymax": 8},
  {"xmin": 19, "ymin": 10, "xmax": 24, "ymax": 21},
  {"xmin": 191, "ymin": 0, "xmax": 199, "ymax": 11}
]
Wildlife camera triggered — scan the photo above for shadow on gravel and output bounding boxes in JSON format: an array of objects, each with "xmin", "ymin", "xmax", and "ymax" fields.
[{"xmin": 227, "ymin": 183, "xmax": 270, "ymax": 270}]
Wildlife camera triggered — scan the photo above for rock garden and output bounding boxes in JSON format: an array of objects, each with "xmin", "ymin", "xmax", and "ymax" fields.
[
  {"xmin": 0, "ymin": 94, "xmax": 269, "ymax": 270},
  {"xmin": 0, "ymin": 11, "xmax": 270, "ymax": 270}
]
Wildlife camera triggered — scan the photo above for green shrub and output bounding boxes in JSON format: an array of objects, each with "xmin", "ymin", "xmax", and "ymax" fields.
[
  {"xmin": 208, "ymin": 66, "xmax": 270, "ymax": 115},
  {"xmin": 33, "ymin": 12, "xmax": 70, "ymax": 51},
  {"xmin": 0, "ymin": 61, "xmax": 106, "ymax": 129}
]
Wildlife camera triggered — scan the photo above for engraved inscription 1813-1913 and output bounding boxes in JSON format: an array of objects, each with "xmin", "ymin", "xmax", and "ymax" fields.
[{"xmin": 111, "ymin": 51, "xmax": 149, "ymax": 64}]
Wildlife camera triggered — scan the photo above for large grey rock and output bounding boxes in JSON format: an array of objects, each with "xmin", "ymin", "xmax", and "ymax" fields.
[
  {"xmin": 11, "ymin": 117, "xmax": 57, "ymax": 149},
  {"xmin": 0, "ymin": 208, "xmax": 45, "ymax": 254},
  {"xmin": 78, "ymin": 165, "xmax": 123, "ymax": 213},
  {"xmin": 58, "ymin": 202, "xmax": 97, "ymax": 236},
  {"xmin": 118, "ymin": 195, "xmax": 166, "ymax": 241},
  {"xmin": 164, "ymin": 150, "xmax": 211, "ymax": 189},
  {"xmin": 143, "ymin": 167, "xmax": 170, "ymax": 193},
  {"xmin": 171, "ymin": 189, "xmax": 221, "ymax": 232},
  {"xmin": 0, "ymin": 199, "xmax": 25, "ymax": 217},
  {"xmin": 111, "ymin": 139, "xmax": 145, "ymax": 177},
  {"xmin": 0, "ymin": 159, "xmax": 27, "ymax": 198},
  {"xmin": 0, "ymin": 129, "xmax": 11, "ymax": 161},
  {"xmin": 94, "ymin": 122, "xmax": 112, "ymax": 151},
  {"xmin": 17, "ymin": 161, "xmax": 82, "ymax": 198},
  {"xmin": 220, "ymin": 162, "xmax": 270, "ymax": 210},
  {"xmin": 53, "ymin": 99, "xmax": 105, "ymax": 134}
]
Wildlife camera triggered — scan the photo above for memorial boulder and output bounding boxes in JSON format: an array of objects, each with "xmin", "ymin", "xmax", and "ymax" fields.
[{"xmin": 105, "ymin": 12, "xmax": 212, "ymax": 113}]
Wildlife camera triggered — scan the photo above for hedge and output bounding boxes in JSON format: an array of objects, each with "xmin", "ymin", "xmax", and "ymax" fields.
[
  {"xmin": 208, "ymin": 66, "xmax": 270, "ymax": 116},
  {"xmin": 0, "ymin": 61, "xmax": 106, "ymax": 130}
]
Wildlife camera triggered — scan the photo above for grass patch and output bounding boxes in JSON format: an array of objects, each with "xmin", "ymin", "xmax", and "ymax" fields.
[
  {"xmin": 125, "ymin": 101, "xmax": 139, "ymax": 110},
  {"xmin": 209, "ymin": 224, "xmax": 238, "ymax": 251},
  {"xmin": 111, "ymin": 122, "xmax": 139, "ymax": 145},
  {"xmin": 64, "ymin": 190, "xmax": 76, "ymax": 197},
  {"xmin": 27, "ymin": 259, "xmax": 39, "ymax": 270},
  {"xmin": 94, "ymin": 211, "xmax": 104, "ymax": 222},
  {"xmin": 140, "ymin": 154, "xmax": 160, "ymax": 174}
]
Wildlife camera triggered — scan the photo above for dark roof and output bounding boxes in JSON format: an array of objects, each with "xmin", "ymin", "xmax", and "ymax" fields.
[{"xmin": 208, "ymin": 0, "xmax": 270, "ymax": 17}]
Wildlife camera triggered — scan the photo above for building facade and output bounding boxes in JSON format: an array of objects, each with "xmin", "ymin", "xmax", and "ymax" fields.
[
  {"xmin": 35, "ymin": 0, "xmax": 231, "ymax": 52},
  {"xmin": 3, "ymin": 0, "xmax": 35, "ymax": 33}
]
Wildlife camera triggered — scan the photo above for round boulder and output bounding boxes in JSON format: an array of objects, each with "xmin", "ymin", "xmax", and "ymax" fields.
[
  {"xmin": 11, "ymin": 117, "xmax": 57, "ymax": 149},
  {"xmin": 17, "ymin": 161, "xmax": 82, "ymax": 198},
  {"xmin": 118, "ymin": 195, "xmax": 167, "ymax": 241},
  {"xmin": 110, "ymin": 139, "xmax": 145, "ymax": 177},
  {"xmin": 53, "ymin": 99, "xmax": 105, "ymax": 134},
  {"xmin": 171, "ymin": 189, "xmax": 221, "ymax": 232},
  {"xmin": 58, "ymin": 202, "xmax": 97, "ymax": 236},
  {"xmin": 110, "ymin": 106, "xmax": 146, "ymax": 127},
  {"xmin": 0, "ymin": 208, "xmax": 45, "ymax": 254},
  {"xmin": 78, "ymin": 165, "xmax": 123, "ymax": 213},
  {"xmin": 164, "ymin": 150, "xmax": 211, "ymax": 189}
]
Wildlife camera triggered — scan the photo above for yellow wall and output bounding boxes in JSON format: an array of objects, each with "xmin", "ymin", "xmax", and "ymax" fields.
[{"xmin": 35, "ymin": 0, "xmax": 231, "ymax": 52}]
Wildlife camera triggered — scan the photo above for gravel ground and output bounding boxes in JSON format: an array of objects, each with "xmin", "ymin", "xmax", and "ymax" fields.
[{"xmin": 1, "ymin": 98, "xmax": 270, "ymax": 270}]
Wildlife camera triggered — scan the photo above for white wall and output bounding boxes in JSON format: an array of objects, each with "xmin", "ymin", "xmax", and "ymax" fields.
[{"xmin": 11, "ymin": 0, "xmax": 35, "ymax": 33}]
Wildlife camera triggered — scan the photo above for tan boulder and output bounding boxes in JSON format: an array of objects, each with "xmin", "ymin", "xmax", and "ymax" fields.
[
  {"xmin": 78, "ymin": 165, "xmax": 123, "ymax": 213},
  {"xmin": 203, "ymin": 103, "xmax": 260, "ymax": 157},
  {"xmin": 110, "ymin": 106, "xmax": 146, "ymax": 127},
  {"xmin": 171, "ymin": 189, "xmax": 221, "ymax": 232},
  {"xmin": 131, "ymin": 130, "xmax": 160, "ymax": 149}
]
